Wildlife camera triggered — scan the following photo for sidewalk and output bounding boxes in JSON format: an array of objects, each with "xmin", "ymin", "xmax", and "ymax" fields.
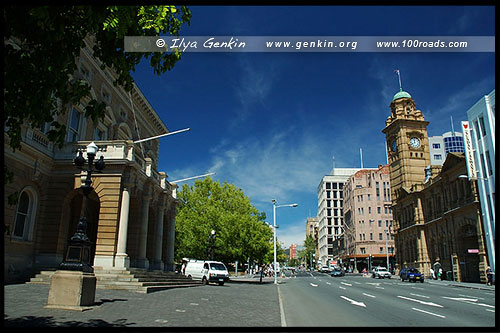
[
  {"xmin": 228, "ymin": 274, "xmax": 275, "ymax": 284},
  {"xmin": 425, "ymin": 278, "xmax": 496, "ymax": 291}
]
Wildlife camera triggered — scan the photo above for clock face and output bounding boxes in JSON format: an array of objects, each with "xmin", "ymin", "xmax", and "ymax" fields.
[
  {"xmin": 391, "ymin": 140, "xmax": 397, "ymax": 152},
  {"xmin": 410, "ymin": 137, "xmax": 421, "ymax": 148}
]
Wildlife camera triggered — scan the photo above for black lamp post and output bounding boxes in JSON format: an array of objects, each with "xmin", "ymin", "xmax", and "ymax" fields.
[{"xmin": 59, "ymin": 142, "xmax": 105, "ymax": 273}]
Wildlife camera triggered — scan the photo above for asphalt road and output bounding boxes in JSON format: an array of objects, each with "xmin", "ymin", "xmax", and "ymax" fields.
[{"xmin": 278, "ymin": 271, "xmax": 496, "ymax": 327}]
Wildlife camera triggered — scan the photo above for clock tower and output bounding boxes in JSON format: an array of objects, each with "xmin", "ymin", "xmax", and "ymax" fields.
[{"xmin": 382, "ymin": 88, "xmax": 431, "ymax": 205}]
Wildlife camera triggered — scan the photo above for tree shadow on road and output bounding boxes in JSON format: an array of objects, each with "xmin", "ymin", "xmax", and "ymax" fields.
[{"xmin": 4, "ymin": 315, "xmax": 135, "ymax": 327}]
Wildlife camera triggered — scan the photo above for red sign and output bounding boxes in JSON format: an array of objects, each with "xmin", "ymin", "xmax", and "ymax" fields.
[{"xmin": 468, "ymin": 249, "xmax": 479, "ymax": 254}]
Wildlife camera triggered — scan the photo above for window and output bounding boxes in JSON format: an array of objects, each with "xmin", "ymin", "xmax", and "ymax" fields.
[
  {"xmin": 13, "ymin": 189, "xmax": 37, "ymax": 240},
  {"xmin": 68, "ymin": 107, "xmax": 82, "ymax": 142},
  {"xmin": 376, "ymin": 182, "xmax": 380, "ymax": 200},
  {"xmin": 434, "ymin": 154, "xmax": 442, "ymax": 160},
  {"xmin": 378, "ymin": 220, "xmax": 382, "ymax": 227},
  {"xmin": 485, "ymin": 151, "xmax": 493, "ymax": 176},
  {"xmin": 326, "ymin": 182, "xmax": 331, "ymax": 189},
  {"xmin": 432, "ymin": 143, "xmax": 441, "ymax": 149},
  {"xmin": 94, "ymin": 127, "xmax": 107, "ymax": 141},
  {"xmin": 360, "ymin": 247, "xmax": 366, "ymax": 254},
  {"xmin": 379, "ymin": 233, "xmax": 383, "ymax": 240},
  {"xmin": 478, "ymin": 116, "xmax": 487, "ymax": 137},
  {"xmin": 380, "ymin": 247, "xmax": 384, "ymax": 253}
]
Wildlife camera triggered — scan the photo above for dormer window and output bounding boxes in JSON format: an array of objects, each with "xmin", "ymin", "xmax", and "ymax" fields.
[
  {"xmin": 101, "ymin": 85, "xmax": 112, "ymax": 104},
  {"xmin": 79, "ymin": 61, "xmax": 92, "ymax": 82}
]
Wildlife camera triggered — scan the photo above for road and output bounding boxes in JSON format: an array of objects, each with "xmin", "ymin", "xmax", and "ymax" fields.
[{"xmin": 278, "ymin": 271, "xmax": 495, "ymax": 327}]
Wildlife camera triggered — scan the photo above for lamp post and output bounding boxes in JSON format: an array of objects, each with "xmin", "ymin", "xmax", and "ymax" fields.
[
  {"xmin": 385, "ymin": 229, "xmax": 390, "ymax": 271},
  {"xmin": 208, "ymin": 229, "xmax": 216, "ymax": 260},
  {"xmin": 272, "ymin": 199, "xmax": 298, "ymax": 284},
  {"xmin": 59, "ymin": 142, "xmax": 105, "ymax": 273}
]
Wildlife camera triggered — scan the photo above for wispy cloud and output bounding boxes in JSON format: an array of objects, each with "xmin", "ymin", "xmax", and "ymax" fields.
[{"xmin": 207, "ymin": 127, "xmax": 327, "ymax": 205}]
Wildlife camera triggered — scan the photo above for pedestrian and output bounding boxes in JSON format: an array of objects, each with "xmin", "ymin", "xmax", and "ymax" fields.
[
  {"xmin": 430, "ymin": 267, "xmax": 435, "ymax": 280},
  {"xmin": 438, "ymin": 267, "xmax": 443, "ymax": 280},
  {"xmin": 181, "ymin": 261, "xmax": 186, "ymax": 275},
  {"xmin": 486, "ymin": 266, "xmax": 493, "ymax": 286}
]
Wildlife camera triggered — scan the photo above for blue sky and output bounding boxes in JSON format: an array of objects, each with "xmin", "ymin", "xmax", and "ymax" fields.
[{"xmin": 130, "ymin": 6, "xmax": 495, "ymax": 248}]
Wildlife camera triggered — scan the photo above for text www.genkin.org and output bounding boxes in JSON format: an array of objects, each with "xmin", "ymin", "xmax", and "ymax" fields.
[{"xmin": 266, "ymin": 39, "xmax": 358, "ymax": 50}]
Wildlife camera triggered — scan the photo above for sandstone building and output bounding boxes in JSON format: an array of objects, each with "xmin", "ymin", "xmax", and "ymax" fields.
[
  {"xmin": 382, "ymin": 88, "xmax": 488, "ymax": 282},
  {"xmin": 5, "ymin": 39, "xmax": 179, "ymax": 283}
]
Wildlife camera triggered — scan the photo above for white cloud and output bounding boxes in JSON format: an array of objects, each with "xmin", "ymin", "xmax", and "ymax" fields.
[{"xmin": 277, "ymin": 221, "xmax": 307, "ymax": 249}]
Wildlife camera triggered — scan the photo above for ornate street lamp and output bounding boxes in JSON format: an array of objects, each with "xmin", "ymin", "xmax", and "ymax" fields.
[{"xmin": 59, "ymin": 142, "xmax": 105, "ymax": 273}]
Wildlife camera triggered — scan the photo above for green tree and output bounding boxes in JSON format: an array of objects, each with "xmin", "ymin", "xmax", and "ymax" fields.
[
  {"xmin": 303, "ymin": 234, "xmax": 317, "ymax": 269},
  {"xmin": 4, "ymin": 5, "xmax": 191, "ymax": 151},
  {"xmin": 174, "ymin": 177, "xmax": 273, "ymax": 265}
]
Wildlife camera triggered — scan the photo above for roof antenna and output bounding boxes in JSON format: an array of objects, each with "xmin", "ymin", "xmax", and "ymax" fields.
[
  {"xmin": 394, "ymin": 69, "xmax": 402, "ymax": 91},
  {"xmin": 360, "ymin": 148, "xmax": 364, "ymax": 168},
  {"xmin": 450, "ymin": 115, "xmax": 456, "ymax": 137}
]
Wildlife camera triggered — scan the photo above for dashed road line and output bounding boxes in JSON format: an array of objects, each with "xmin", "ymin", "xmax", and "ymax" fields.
[
  {"xmin": 410, "ymin": 293, "xmax": 430, "ymax": 299},
  {"xmin": 363, "ymin": 293, "xmax": 376, "ymax": 298},
  {"xmin": 398, "ymin": 295, "xmax": 443, "ymax": 308},
  {"xmin": 412, "ymin": 307, "xmax": 445, "ymax": 318}
]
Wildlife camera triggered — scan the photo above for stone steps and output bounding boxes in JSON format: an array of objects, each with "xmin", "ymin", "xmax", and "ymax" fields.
[{"xmin": 27, "ymin": 267, "xmax": 203, "ymax": 293}]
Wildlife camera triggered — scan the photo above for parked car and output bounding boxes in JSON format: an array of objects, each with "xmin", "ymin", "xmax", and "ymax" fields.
[
  {"xmin": 330, "ymin": 267, "xmax": 345, "ymax": 277},
  {"xmin": 399, "ymin": 267, "xmax": 424, "ymax": 283},
  {"xmin": 372, "ymin": 267, "xmax": 392, "ymax": 279},
  {"xmin": 320, "ymin": 266, "xmax": 330, "ymax": 273}
]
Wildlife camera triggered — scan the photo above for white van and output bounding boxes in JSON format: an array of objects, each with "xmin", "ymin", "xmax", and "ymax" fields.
[{"xmin": 184, "ymin": 260, "xmax": 229, "ymax": 286}]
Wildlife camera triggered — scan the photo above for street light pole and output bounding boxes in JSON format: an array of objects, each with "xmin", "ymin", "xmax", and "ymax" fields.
[
  {"xmin": 385, "ymin": 229, "xmax": 389, "ymax": 270},
  {"xmin": 272, "ymin": 199, "xmax": 298, "ymax": 285}
]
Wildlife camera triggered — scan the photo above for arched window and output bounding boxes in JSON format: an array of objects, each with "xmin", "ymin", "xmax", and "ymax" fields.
[{"xmin": 13, "ymin": 188, "xmax": 37, "ymax": 241}]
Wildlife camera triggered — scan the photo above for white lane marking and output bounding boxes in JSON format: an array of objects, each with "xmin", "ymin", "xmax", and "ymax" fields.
[
  {"xmin": 486, "ymin": 309, "xmax": 495, "ymax": 313},
  {"xmin": 363, "ymin": 293, "xmax": 376, "ymax": 298},
  {"xmin": 175, "ymin": 309, "xmax": 186, "ymax": 313},
  {"xmin": 341, "ymin": 296, "xmax": 366, "ymax": 307},
  {"xmin": 190, "ymin": 303, "xmax": 199, "ymax": 306},
  {"xmin": 410, "ymin": 293, "xmax": 430, "ymax": 299},
  {"xmin": 201, "ymin": 298, "xmax": 209, "ymax": 301},
  {"xmin": 326, "ymin": 282, "xmax": 331, "ymax": 285},
  {"xmin": 411, "ymin": 286, "xmax": 424, "ymax": 290},
  {"xmin": 412, "ymin": 307, "xmax": 445, "ymax": 318},
  {"xmin": 375, "ymin": 286, "xmax": 385, "ymax": 289},
  {"xmin": 459, "ymin": 294, "xmax": 484, "ymax": 300},
  {"xmin": 398, "ymin": 295, "xmax": 443, "ymax": 308},
  {"xmin": 354, "ymin": 282, "xmax": 361, "ymax": 285},
  {"xmin": 310, "ymin": 283, "xmax": 318, "ymax": 287},
  {"xmin": 341, "ymin": 282, "xmax": 352, "ymax": 286},
  {"xmin": 442, "ymin": 296, "xmax": 478, "ymax": 302},
  {"xmin": 155, "ymin": 319, "xmax": 169, "ymax": 323},
  {"xmin": 339, "ymin": 286, "xmax": 346, "ymax": 290},
  {"xmin": 277, "ymin": 285, "xmax": 287, "ymax": 327}
]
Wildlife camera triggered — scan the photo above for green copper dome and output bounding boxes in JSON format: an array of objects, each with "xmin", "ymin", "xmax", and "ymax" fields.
[{"xmin": 393, "ymin": 89, "xmax": 412, "ymax": 101}]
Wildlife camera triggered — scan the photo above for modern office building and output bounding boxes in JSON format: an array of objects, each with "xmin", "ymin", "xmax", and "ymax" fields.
[
  {"xmin": 317, "ymin": 167, "xmax": 361, "ymax": 267},
  {"xmin": 466, "ymin": 89, "xmax": 495, "ymax": 272},
  {"xmin": 429, "ymin": 131, "xmax": 465, "ymax": 165},
  {"xmin": 382, "ymin": 87, "xmax": 489, "ymax": 282},
  {"xmin": 343, "ymin": 165, "xmax": 395, "ymax": 273}
]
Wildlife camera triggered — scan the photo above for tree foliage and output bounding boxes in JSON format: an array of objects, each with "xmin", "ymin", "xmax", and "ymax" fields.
[
  {"xmin": 174, "ymin": 178, "xmax": 273, "ymax": 265},
  {"xmin": 3, "ymin": 5, "xmax": 191, "ymax": 151}
]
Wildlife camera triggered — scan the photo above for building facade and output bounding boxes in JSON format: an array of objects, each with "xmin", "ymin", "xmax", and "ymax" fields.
[
  {"xmin": 466, "ymin": 89, "xmax": 495, "ymax": 272},
  {"xmin": 343, "ymin": 165, "xmax": 395, "ymax": 272},
  {"xmin": 305, "ymin": 216, "xmax": 319, "ymax": 267},
  {"xmin": 317, "ymin": 168, "xmax": 361, "ymax": 266},
  {"xmin": 429, "ymin": 131, "xmax": 465, "ymax": 165},
  {"xmin": 5, "ymin": 38, "xmax": 179, "ymax": 283},
  {"xmin": 289, "ymin": 244, "xmax": 297, "ymax": 260},
  {"xmin": 382, "ymin": 88, "xmax": 489, "ymax": 282}
]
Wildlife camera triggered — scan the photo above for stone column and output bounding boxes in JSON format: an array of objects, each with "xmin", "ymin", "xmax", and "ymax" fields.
[
  {"xmin": 165, "ymin": 206, "xmax": 176, "ymax": 272},
  {"xmin": 151, "ymin": 196, "xmax": 166, "ymax": 271},
  {"xmin": 115, "ymin": 187, "xmax": 131, "ymax": 268},
  {"xmin": 137, "ymin": 191, "xmax": 151, "ymax": 269}
]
